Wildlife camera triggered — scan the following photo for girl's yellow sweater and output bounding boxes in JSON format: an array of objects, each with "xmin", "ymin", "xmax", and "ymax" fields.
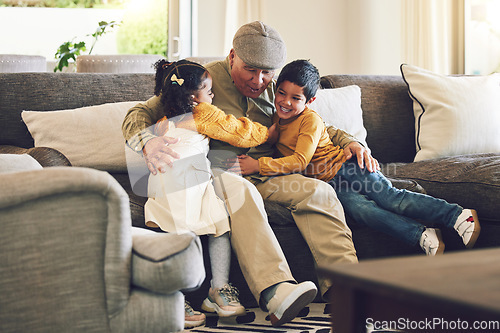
[{"xmin": 155, "ymin": 102, "xmax": 268, "ymax": 148}]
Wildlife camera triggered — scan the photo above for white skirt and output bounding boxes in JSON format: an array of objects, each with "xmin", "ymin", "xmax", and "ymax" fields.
[{"xmin": 144, "ymin": 125, "xmax": 230, "ymax": 236}]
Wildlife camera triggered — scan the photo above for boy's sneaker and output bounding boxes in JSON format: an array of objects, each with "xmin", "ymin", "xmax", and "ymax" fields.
[
  {"xmin": 184, "ymin": 301, "xmax": 206, "ymax": 328},
  {"xmin": 264, "ymin": 281, "xmax": 317, "ymax": 327},
  {"xmin": 454, "ymin": 209, "xmax": 481, "ymax": 249},
  {"xmin": 201, "ymin": 284, "xmax": 246, "ymax": 317},
  {"xmin": 419, "ymin": 228, "xmax": 445, "ymax": 256}
]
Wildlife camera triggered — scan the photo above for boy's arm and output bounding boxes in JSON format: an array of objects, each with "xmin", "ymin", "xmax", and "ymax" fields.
[
  {"xmin": 257, "ymin": 116, "xmax": 321, "ymax": 176},
  {"xmin": 193, "ymin": 102, "xmax": 269, "ymax": 148}
]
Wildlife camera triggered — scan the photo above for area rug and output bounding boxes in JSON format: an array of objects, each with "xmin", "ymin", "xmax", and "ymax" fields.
[{"xmin": 182, "ymin": 302, "xmax": 331, "ymax": 333}]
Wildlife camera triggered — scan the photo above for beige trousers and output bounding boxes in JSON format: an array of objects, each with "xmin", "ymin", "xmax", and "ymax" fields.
[
  {"xmin": 212, "ymin": 170, "xmax": 294, "ymax": 302},
  {"xmin": 253, "ymin": 173, "xmax": 358, "ymax": 296},
  {"xmin": 212, "ymin": 170, "xmax": 358, "ymax": 300}
]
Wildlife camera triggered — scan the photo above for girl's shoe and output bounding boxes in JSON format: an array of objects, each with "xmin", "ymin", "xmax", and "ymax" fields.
[
  {"xmin": 454, "ymin": 209, "xmax": 481, "ymax": 249},
  {"xmin": 419, "ymin": 228, "xmax": 445, "ymax": 256},
  {"xmin": 201, "ymin": 284, "xmax": 246, "ymax": 317},
  {"xmin": 184, "ymin": 301, "xmax": 206, "ymax": 328}
]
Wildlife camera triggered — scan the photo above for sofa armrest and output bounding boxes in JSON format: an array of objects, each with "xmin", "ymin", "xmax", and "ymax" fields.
[
  {"xmin": 0, "ymin": 145, "xmax": 71, "ymax": 167},
  {"xmin": 131, "ymin": 227, "xmax": 205, "ymax": 295}
]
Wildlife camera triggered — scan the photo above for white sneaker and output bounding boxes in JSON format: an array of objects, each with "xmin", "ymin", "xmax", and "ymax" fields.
[
  {"xmin": 454, "ymin": 209, "xmax": 481, "ymax": 249},
  {"xmin": 419, "ymin": 228, "xmax": 445, "ymax": 256},
  {"xmin": 264, "ymin": 281, "xmax": 317, "ymax": 327},
  {"xmin": 201, "ymin": 284, "xmax": 246, "ymax": 317}
]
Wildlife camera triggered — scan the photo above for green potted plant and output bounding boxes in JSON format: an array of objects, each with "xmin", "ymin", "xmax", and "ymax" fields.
[{"xmin": 53, "ymin": 20, "xmax": 120, "ymax": 72}]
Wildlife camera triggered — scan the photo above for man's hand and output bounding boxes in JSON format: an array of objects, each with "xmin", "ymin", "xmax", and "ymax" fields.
[
  {"xmin": 343, "ymin": 141, "xmax": 380, "ymax": 173},
  {"xmin": 226, "ymin": 154, "xmax": 260, "ymax": 176},
  {"xmin": 143, "ymin": 136, "xmax": 181, "ymax": 175}
]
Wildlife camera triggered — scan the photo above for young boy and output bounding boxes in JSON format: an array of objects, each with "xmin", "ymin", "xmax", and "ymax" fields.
[{"xmin": 237, "ymin": 59, "xmax": 481, "ymax": 256}]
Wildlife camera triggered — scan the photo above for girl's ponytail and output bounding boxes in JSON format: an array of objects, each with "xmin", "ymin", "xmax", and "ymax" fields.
[{"xmin": 154, "ymin": 59, "xmax": 172, "ymax": 96}]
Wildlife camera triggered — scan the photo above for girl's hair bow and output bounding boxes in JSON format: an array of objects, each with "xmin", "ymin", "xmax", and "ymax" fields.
[{"xmin": 171, "ymin": 74, "xmax": 184, "ymax": 86}]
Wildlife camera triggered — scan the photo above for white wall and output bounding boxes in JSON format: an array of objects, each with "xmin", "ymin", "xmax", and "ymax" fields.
[
  {"xmin": 260, "ymin": 0, "xmax": 350, "ymax": 76},
  {"xmin": 196, "ymin": 0, "xmax": 403, "ymax": 75},
  {"xmin": 196, "ymin": 0, "xmax": 228, "ymax": 57}
]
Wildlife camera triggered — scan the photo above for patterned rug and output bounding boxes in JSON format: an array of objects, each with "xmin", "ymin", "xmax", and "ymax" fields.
[{"xmin": 182, "ymin": 302, "xmax": 332, "ymax": 333}]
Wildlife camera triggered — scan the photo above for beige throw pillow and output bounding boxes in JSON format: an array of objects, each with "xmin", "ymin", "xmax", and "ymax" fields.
[
  {"xmin": 401, "ymin": 64, "xmax": 500, "ymax": 161},
  {"xmin": 22, "ymin": 101, "xmax": 145, "ymax": 172}
]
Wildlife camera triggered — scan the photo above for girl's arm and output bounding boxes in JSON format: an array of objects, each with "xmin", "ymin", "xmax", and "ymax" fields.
[
  {"xmin": 193, "ymin": 102, "xmax": 269, "ymax": 148},
  {"xmin": 154, "ymin": 116, "xmax": 170, "ymax": 136}
]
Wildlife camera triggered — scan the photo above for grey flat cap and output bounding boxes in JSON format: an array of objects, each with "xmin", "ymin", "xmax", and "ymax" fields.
[{"xmin": 233, "ymin": 21, "xmax": 287, "ymax": 70}]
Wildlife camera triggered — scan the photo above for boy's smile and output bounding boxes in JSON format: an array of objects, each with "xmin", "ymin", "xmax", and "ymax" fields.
[{"xmin": 275, "ymin": 80, "xmax": 315, "ymax": 124}]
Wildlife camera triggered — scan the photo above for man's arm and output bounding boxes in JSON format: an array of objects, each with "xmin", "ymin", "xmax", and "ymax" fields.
[
  {"xmin": 326, "ymin": 124, "xmax": 358, "ymax": 148},
  {"xmin": 122, "ymin": 96, "xmax": 180, "ymax": 174},
  {"xmin": 326, "ymin": 125, "xmax": 379, "ymax": 172},
  {"xmin": 122, "ymin": 96, "xmax": 164, "ymax": 151}
]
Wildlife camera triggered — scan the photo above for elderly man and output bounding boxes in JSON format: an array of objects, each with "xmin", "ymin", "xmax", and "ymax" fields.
[{"xmin": 123, "ymin": 21, "xmax": 375, "ymax": 327}]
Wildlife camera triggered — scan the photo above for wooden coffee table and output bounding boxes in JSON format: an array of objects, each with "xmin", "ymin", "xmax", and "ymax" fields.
[{"xmin": 319, "ymin": 248, "xmax": 500, "ymax": 332}]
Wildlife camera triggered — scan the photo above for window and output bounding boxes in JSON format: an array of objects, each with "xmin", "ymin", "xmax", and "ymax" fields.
[
  {"xmin": 465, "ymin": 0, "xmax": 500, "ymax": 74},
  {"xmin": 0, "ymin": 0, "xmax": 168, "ymax": 71}
]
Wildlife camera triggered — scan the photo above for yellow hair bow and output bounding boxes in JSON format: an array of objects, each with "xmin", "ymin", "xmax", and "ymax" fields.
[{"xmin": 171, "ymin": 74, "xmax": 184, "ymax": 86}]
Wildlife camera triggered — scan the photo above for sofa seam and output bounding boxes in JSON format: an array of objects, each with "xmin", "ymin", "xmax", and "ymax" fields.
[{"xmin": 389, "ymin": 176, "xmax": 500, "ymax": 188}]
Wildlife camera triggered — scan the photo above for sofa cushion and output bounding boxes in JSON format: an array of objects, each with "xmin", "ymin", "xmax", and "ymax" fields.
[
  {"xmin": 310, "ymin": 85, "xmax": 368, "ymax": 148},
  {"xmin": 0, "ymin": 73, "xmax": 155, "ymax": 149},
  {"xmin": 382, "ymin": 153, "xmax": 500, "ymax": 225},
  {"xmin": 320, "ymin": 74, "xmax": 415, "ymax": 163},
  {"xmin": 21, "ymin": 101, "xmax": 145, "ymax": 172},
  {"xmin": 400, "ymin": 64, "xmax": 500, "ymax": 162}
]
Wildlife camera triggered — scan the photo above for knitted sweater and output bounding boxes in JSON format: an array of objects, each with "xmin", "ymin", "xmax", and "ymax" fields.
[{"xmin": 155, "ymin": 102, "xmax": 269, "ymax": 148}]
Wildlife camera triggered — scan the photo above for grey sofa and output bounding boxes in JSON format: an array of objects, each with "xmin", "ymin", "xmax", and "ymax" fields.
[
  {"xmin": 0, "ymin": 154, "xmax": 205, "ymax": 332},
  {"xmin": 1, "ymin": 72, "xmax": 499, "ymax": 309}
]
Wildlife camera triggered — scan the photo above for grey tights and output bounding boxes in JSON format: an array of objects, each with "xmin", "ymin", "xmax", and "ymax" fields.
[{"xmin": 208, "ymin": 232, "xmax": 231, "ymax": 289}]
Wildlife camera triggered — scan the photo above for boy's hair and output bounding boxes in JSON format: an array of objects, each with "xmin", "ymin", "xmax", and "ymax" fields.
[
  {"xmin": 153, "ymin": 59, "xmax": 208, "ymax": 118},
  {"xmin": 276, "ymin": 59, "xmax": 320, "ymax": 101}
]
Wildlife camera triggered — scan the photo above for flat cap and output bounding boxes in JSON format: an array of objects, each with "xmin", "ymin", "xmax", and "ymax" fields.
[{"xmin": 233, "ymin": 21, "xmax": 287, "ymax": 70}]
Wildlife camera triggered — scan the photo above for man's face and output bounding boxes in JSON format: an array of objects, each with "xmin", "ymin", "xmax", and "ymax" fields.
[{"xmin": 229, "ymin": 49, "xmax": 276, "ymax": 99}]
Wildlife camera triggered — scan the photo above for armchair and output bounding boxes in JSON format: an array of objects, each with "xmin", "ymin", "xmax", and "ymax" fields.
[{"xmin": 0, "ymin": 163, "xmax": 205, "ymax": 333}]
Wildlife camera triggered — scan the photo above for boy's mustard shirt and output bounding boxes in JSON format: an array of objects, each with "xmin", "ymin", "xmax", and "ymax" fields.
[{"xmin": 258, "ymin": 107, "xmax": 346, "ymax": 182}]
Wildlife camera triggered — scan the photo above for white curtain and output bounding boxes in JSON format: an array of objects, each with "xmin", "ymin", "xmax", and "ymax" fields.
[
  {"xmin": 402, "ymin": 0, "xmax": 464, "ymax": 74},
  {"xmin": 222, "ymin": 0, "xmax": 264, "ymax": 54}
]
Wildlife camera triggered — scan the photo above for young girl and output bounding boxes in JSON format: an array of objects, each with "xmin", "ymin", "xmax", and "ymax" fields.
[
  {"xmin": 237, "ymin": 59, "xmax": 481, "ymax": 256},
  {"xmin": 144, "ymin": 59, "xmax": 272, "ymax": 326}
]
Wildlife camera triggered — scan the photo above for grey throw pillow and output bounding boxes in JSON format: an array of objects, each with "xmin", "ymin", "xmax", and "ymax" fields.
[{"xmin": 0, "ymin": 154, "xmax": 43, "ymax": 174}]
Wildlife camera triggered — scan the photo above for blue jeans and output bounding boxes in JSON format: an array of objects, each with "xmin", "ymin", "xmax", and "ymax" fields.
[{"xmin": 329, "ymin": 161, "xmax": 463, "ymax": 245}]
